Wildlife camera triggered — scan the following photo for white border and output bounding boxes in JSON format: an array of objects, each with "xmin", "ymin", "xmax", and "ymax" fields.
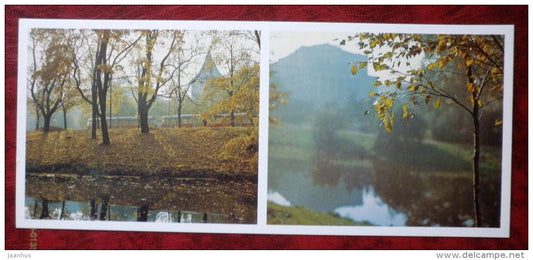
[{"xmin": 16, "ymin": 18, "xmax": 514, "ymax": 237}]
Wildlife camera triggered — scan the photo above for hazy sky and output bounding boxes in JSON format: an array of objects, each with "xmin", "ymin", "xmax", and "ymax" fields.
[
  {"xmin": 269, "ymin": 31, "xmax": 362, "ymax": 64},
  {"xmin": 269, "ymin": 31, "xmax": 424, "ymax": 80}
]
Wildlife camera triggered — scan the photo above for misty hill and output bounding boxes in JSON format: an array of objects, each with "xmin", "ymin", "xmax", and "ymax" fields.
[{"xmin": 270, "ymin": 44, "xmax": 375, "ymax": 124}]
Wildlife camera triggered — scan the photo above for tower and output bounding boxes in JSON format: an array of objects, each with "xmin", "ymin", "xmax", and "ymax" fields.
[{"xmin": 189, "ymin": 52, "xmax": 222, "ymax": 101}]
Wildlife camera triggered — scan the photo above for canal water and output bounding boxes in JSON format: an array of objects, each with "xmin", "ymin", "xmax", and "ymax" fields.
[{"xmin": 25, "ymin": 173, "xmax": 257, "ymax": 224}]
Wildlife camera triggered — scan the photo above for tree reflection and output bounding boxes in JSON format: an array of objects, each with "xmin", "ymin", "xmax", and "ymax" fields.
[
  {"xmin": 372, "ymin": 160, "xmax": 500, "ymax": 227},
  {"xmin": 25, "ymin": 173, "xmax": 256, "ymax": 224},
  {"xmin": 309, "ymin": 107, "xmax": 501, "ymax": 227},
  {"xmin": 311, "ymin": 107, "xmax": 373, "ymax": 191},
  {"xmin": 39, "ymin": 200, "xmax": 50, "ymax": 219}
]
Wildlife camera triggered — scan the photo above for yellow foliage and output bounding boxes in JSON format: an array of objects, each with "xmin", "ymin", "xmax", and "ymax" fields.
[
  {"xmin": 428, "ymin": 62, "xmax": 439, "ymax": 71},
  {"xmin": 466, "ymin": 83, "xmax": 476, "ymax": 93},
  {"xmin": 433, "ymin": 99, "xmax": 442, "ymax": 109},
  {"xmin": 350, "ymin": 65, "xmax": 358, "ymax": 75},
  {"xmin": 348, "ymin": 33, "xmax": 504, "ymax": 133}
]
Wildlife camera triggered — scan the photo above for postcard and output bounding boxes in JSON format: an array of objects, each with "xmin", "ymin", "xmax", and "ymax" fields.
[{"xmin": 16, "ymin": 18, "xmax": 513, "ymax": 237}]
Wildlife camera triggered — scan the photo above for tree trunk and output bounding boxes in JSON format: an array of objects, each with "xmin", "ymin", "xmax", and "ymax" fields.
[
  {"xmin": 35, "ymin": 105, "xmax": 40, "ymax": 131},
  {"xmin": 62, "ymin": 104, "xmax": 67, "ymax": 130},
  {"xmin": 139, "ymin": 103, "xmax": 150, "ymax": 133},
  {"xmin": 472, "ymin": 111, "xmax": 482, "ymax": 227},
  {"xmin": 100, "ymin": 116, "xmax": 110, "ymax": 145},
  {"xmin": 230, "ymin": 110, "xmax": 235, "ymax": 127},
  {"xmin": 177, "ymin": 102, "xmax": 183, "ymax": 128},
  {"xmin": 91, "ymin": 80, "xmax": 98, "ymax": 140},
  {"xmin": 42, "ymin": 114, "xmax": 52, "ymax": 132},
  {"xmin": 99, "ymin": 111, "xmax": 110, "ymax": 145},
  {"xmin": 467, "ymin": 65, "xmax": 482, "ymax": 228},
  {"xmin": 99, "ymin": 88, "xmax": 110, "ymax": 145}
]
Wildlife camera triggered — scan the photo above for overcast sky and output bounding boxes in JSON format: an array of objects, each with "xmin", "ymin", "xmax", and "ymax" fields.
[
  {"xmin": 269, "ymin": 31, "xmax": 363, "ymax": 64},
  {"xmin": 269, "ymin": 31, "xmax": 424, "ymax": 81}
]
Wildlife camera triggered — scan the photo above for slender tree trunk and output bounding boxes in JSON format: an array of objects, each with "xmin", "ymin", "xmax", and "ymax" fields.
[
  {"xmin": 99, "ymin": 93, "xmax": 110, "ymax": 145},
  {"xmin": 91, "ymin": 73, "xmax": 99, "ymax": 139},
  {"xmin": 63, "ymin": 105, "xmax": 67, "ymax": 130},
  {"xmin": 59, "ymin": 201, "xmax": 66, "ymax": 220},
  {"xmin": 467, "ymin": 65, "xmax": 482, "ymax": 228},
  {"xmin": 230, "ymin": 110, "xmax": 235, "ymax": 127},
  {"xmin": 35, "ymin": 105, "xmax": 40, "ymax": 131},
  {"xmin": 177, "ymin": 101, "xmax": 183, "ymax": 128},
  {"xmin": 472, "ymin": 109, "xmax": 482, "ymax": 227},
  {"xmin": 99, "ymin": 115, "xmax": 110, "ymax": 145}
]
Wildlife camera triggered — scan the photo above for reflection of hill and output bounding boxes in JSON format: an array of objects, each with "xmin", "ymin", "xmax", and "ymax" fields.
[{"xmin": 270, "ymin": 44, "xmax": 375, "ymax": 124}]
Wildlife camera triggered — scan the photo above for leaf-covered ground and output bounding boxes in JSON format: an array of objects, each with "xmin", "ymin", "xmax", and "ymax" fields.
[{"xmin": 26, "ymin": 127, "xmax": 258, "ymax": 180}]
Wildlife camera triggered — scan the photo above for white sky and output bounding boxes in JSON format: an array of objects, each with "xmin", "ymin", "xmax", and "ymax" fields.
[
  {"xmin": 269, "ymin": 31, "xmax": 364, "ymax": 64},
  {"xmin": 270, "ymin": 31, "xmax": 418, "ymax": 80}
]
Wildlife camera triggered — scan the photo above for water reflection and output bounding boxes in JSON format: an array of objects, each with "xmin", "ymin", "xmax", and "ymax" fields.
[
  {"xmin": 267, "ymin": 158, "xmax": 363, "ymax": 213},
  {"xmin": 268, "ymin": 151, "xmax": 500, "ymax": 227},
  {"xmin": 25, "ymin": 173, "xmax": 257, "ymax": 224},
  {"xmin": 267, "ymin": 191, "xmax": 291, "ymax": 207},
  {"xmin": 372, "ymin": 160, "xmax": 500, "ymax": 227},
  {"xmin": 335, "ymin": 187, "xmax": 407, "ymax": 226},
  {"xmin": 25, "ymin": 197, "xmax": 230, "ymax": 223}
]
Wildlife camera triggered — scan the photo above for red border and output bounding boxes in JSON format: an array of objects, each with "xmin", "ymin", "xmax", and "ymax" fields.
[{"xmin": 5, "ymin": 5, "xmax": 528, "ymax": 249}]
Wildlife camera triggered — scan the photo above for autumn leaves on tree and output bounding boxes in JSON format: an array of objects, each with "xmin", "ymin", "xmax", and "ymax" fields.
[
  {"xmin": 29, "ymin": 29, "xmax": 260, "ymax": 145},
  {"xmin": 345, "ymin": 33, "xmax": 504, "ymax": 227}
]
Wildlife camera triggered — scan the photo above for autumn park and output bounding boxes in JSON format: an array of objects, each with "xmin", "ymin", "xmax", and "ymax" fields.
[
  {"xmin": 25, "ymin": 29, "xmax": 260, "ymax": 223},
  {"xmin": 23, "ymin": 26, "xmax": 508, "ymax": 228}
]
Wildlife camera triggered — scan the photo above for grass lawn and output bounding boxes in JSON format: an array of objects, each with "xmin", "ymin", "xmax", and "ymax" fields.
[{"xmin": 267, "ymin": 202, "xmax": 370, "ymax": 226}]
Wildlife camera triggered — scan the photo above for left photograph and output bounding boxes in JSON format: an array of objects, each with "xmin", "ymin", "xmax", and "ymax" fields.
[{"xmin": 23, "ymin": 28, "xmax": 260, "ymax": 224}]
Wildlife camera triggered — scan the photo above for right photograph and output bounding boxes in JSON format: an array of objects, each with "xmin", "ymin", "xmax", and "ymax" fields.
[{"xmin": 267, "ymin": 31, "xmax": 505, "ymax": 227}]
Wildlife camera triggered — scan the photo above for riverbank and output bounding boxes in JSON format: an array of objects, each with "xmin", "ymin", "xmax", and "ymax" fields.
[
  {"xmin": 267, "ymin": 202, "xmax": 370, "ymax": 225},
  {"xmin": 26, "ymin": 127, "xmax": 258, "ymax": 181}
]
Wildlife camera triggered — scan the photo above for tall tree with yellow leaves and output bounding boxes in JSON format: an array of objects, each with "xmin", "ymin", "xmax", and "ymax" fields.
[
  {"xmin": 28, "ymin": 29, "xmax": 77, "ymax": 132},
  {"xmin": 134, "ymin": 30, "xmax": 184, "ymax": 133},
  {"xmin": 345, "ymin": 33, "xmax": 505, "ymax": 227},
  {"xmin": 201, "ymin": 30, "xmax": 260, "ymax": 127}
]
